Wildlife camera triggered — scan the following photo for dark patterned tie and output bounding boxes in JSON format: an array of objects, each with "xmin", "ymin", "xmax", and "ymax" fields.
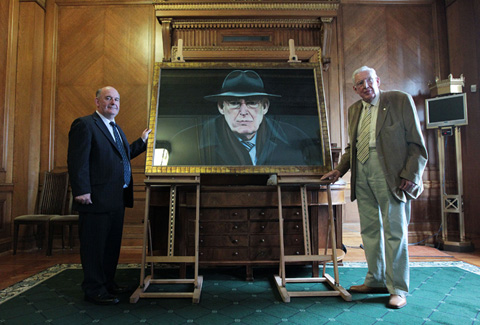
[
  {"xmin": 241, "ymin": 140, "xmax": 255, "ymax": 152},
  {"xmin": 110, "ymin": 122, "xmax": 131, "ymax": 186},
  {"xmin": 357, "ymin": 104, "xmax": 372, "ymax": 164}
]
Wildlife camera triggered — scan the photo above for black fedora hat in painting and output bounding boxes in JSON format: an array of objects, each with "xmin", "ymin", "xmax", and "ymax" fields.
[{"xmin": 204, "ymin": 70, "xmax": 281, "ymax": 101}]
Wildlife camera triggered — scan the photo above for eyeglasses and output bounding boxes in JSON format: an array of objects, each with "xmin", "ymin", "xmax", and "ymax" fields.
[
  {"xmin": 224, "ymin": 99, "xmax": 262, "ymax": 109},
  {"xmin": 355, "ymin": 77, "xmax": 375, "ymax": 89}
]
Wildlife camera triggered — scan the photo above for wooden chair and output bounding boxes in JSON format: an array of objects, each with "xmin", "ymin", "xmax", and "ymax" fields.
[
  {"xmin": 13, "ymin": 171, "xmax": 69, "ymax": 254},
  {"xmin": 47, "ymin": 194, "xmax": 79, "ymax": 256}
]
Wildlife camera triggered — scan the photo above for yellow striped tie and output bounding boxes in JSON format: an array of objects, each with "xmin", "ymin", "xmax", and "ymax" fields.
[{"xmin": 357, "ymin": 104, "xmax": 372, "ymax": 164}]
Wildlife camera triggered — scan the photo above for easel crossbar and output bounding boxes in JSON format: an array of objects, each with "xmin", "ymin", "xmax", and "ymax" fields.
[
  {"xmin": 283, "ymin": 255, "xmax": 333, "ymax": 263},
  {"xmin": 146, "ymin": 256, "xmax": 196, "ymax": 263}
]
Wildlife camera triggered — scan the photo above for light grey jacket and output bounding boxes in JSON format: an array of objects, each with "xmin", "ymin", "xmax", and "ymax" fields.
[{"xmin": 336, "ymin": 90, "xmax": 428, "ymax": 202}]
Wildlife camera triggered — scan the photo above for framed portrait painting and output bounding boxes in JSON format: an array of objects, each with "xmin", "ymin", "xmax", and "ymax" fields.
[{"xmin": 145, "ymin": 62, "xmax": 333, "ymax": 176}]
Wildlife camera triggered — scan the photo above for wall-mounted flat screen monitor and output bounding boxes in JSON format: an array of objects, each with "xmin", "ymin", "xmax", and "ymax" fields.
[{"xmin": 425, "ymin": 93, "xmax": 468, "ymax": 129}]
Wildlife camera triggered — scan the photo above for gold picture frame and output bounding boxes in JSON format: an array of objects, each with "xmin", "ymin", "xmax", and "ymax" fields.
[{"xmin": 145, "ymin": 61, "xmax": 332, "ymax": 176}]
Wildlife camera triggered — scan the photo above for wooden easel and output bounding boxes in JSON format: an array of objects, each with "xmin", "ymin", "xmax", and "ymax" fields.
[
  {"xmin": 273, "ymin": 175, "xmax": 351, "ymax": 302},
  {"xmin": 130, "ymin": 175, "xmax": 203, "ymax": 303}
]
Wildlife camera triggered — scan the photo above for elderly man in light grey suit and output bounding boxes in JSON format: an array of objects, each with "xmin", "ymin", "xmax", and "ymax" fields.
[{"xmin": 321, "ymin": 66, "xmax": 427, "ymax": 309}]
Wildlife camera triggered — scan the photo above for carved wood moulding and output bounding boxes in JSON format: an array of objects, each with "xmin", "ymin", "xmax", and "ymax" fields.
[
  {"xmin": 171, "ymin": 19, "xmax": 323, "ymax": 30},
  {"xmin": 171, "ymin": 45, "xmax": 322, "ymax": 61},
  {"xmin": 154, "ymin": 2, "xmax": 339, "ymax": 18},
  {"xmin": 155, "ymin": 3, "xmax": 338, "ymax": 11}
]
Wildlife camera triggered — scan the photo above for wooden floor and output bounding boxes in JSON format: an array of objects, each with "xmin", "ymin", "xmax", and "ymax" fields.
[{"xmin": 1, "ymin": 224, "xmax": 479, "ymax": 291}]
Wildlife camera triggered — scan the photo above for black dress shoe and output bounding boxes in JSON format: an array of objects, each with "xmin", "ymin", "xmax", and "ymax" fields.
[
  {"xmin": 84, "ymin": 293, "xmax": 120, "ymax": 305},
  {"xmin": 107, "ymin": 284, "xmax": 131, "ymax": 295}
]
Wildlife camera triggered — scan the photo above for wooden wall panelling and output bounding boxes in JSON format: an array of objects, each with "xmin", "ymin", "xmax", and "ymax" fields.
[
  {"xmin": 13, "ymin": 2, "xmax": 45, "ymax": 216},
  {"xmin": 0, "ymin": 0, "xmax": 18, "ymax": 252},
  {"xmin": 446, "ymin": 0, "xmax": 480, "ymax": 247},
  {"xmin": 1, "ymin": 0, "xmax": 19, "ymax": 186},
  {"xmin": 40, "ymin": 0, "xmax": 58, "ymax": 173},
  {"xmin": 10, "ymin": 2, "xmax": 45, "ymax": 252},
  {"xmin": 340, "ymin": 3, "xmax": 442, "ymax": 243},
  {"xmin": 54, "ymin": 4, "xmax": 155, "ymax": 170},
  {"xmin": 0, "ymin": 0, "xmax": 9, "ymax": 185}
]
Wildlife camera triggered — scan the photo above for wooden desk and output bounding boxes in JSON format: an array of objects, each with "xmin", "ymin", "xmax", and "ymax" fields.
[{"xmin": 147, "ymin": 184, "xmax": 345, "ymax": 280}]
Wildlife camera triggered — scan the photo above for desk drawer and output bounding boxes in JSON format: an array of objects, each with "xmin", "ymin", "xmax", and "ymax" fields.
[
  {"xmin": 188, "ymin": 235, "xmax": 248, "ymax": 247},
  {"xmin": 250, "ymin": 208, "xmax": 302, "ymax": 220},
  {"xmin": 188, "ymin": 221, "xmax": 248, "ymax": 234},
  {"xmin": 249, "ymin": 221, "xmax": 278, "ymax": 234},
  {"xmin": 187, "ymin": 247, "xmax": 249, "ymax": 261},
  {"xmin": 185, "ymin": 208, "xmax": 248, "ymax": 221},
  {"xmin": 249, "ymin": 235, "xmax": 304, "ymax": 247}
]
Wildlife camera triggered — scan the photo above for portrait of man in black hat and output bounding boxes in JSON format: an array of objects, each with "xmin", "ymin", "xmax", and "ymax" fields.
[
  {"xmin": 199, "ymin": 70, "xmax": 319, "ymax": 165},
  {"xmin": 154, "ymin": 67, "xmax": 324, "ymax": 167}
]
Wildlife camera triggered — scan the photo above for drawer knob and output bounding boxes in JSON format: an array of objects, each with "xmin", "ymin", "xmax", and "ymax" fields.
[
  {"xmin": 261, "ymin": 225, "xmax": 266, "ymax": 230},
  {"xmin": 233, "ymin": 225, "xmax": 238, "ymax": 229},
  {"xmin": 295, "ymin": 225, "xmax": 300, "ymax": 229},
  {"xmin": 295, "ymin": 251, "xmax": 300, "ymax": 255},
  {"xmin": 200, "ymin": 239, "xmax": 204, "ymax": 244},
  {"xmin": 233, "ymin": 252, "xmax": 239, "ymax": 256},
  {"xmin": 232, "ymin": 239, "xmax": 238, "ymax": 244},
  {"xmin": 200, "ymin": 225, "xmax": 203, "ymax": 229},
  {"xmin": 295, "ymin": 211, "xmax": 300, "ymax": 216},
  {"xmin": 232, "ymin": 212, "xmax": 238, "ymax": 216},
  {"xmin": 260, "ymin": 238, "xmax": 265, "ymax": 243},
  {"xmin": 260, "ymin": 211, "xmax": 265, "ymax": 216}
]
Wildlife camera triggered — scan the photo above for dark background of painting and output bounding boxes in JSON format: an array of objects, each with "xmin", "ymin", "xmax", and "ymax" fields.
[{"xmin": 157, "ymin": 68, "xmax": 319, "ymax": 116}]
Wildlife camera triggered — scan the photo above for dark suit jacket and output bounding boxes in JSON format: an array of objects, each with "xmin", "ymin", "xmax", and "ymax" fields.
[
  {"xmin": 336, "ymin": 90, "xmax": 428, "ymax": 202},
  {"xmin": 67, "ymin": 112, "xmax": 146, "ymax": 213},
  {"xmin": 166, "ymin": 116, "xmax": 322, "ymax": 166},
  {"xmin": 200, "ymin": 116, "xmax": 322, "ymax": 165}
]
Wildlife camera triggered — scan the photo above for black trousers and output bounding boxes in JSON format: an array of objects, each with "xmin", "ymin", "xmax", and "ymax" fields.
[{"xmin": 78, "ymin": 208, "xmax": 125, "ymax": 296}]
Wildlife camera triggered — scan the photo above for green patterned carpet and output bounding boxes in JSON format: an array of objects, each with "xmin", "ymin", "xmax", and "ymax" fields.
[{"xmin": 1, "ymin": 262, "xmax": 479, "ymax": 324}]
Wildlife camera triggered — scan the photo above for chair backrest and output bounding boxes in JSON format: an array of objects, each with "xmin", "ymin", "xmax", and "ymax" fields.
[
  {"xmin": 37, "ymin": 171, "xmax": 69, "ymax": 215},
  {"xmin": 67, "ymin": 192, "xmax": 79, "ymax": 215}
]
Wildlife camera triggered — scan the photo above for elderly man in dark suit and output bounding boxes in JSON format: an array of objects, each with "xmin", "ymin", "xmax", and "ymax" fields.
[
  {"xmin": 68, "ymin": 86, "xmax": 151, "ymax": 305},
  {"xmin": 199, "ymin": 70, "xmax": 320, "ymax": 166},
  {"xmin": 321, "ymin": 66, "xmax": 427, "ymax": 309}
]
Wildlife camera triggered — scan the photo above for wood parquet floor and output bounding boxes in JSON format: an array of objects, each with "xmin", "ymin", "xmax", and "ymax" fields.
[{"xmin": 1, "ymin": 225, "xmax": 479, "ymax": 291}]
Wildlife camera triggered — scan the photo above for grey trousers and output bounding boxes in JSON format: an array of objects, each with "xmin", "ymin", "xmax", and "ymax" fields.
[{"xmin": 356, "ymin": 148, "xmax": 410, "ymax": 296}]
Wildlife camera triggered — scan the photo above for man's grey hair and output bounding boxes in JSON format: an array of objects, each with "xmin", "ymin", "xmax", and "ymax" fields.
[{"xmin": 352, "ymin": 66, "xmax": 377, "ymax": 84}]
